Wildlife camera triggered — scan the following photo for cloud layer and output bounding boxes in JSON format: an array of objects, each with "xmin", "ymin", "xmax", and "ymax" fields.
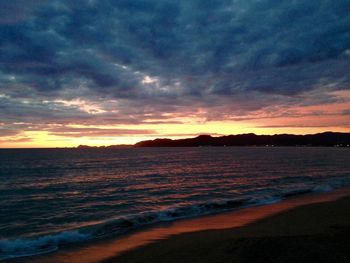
[{"xmin": 0, "ymin": 0, "xmax": 350, "ymax": 139}]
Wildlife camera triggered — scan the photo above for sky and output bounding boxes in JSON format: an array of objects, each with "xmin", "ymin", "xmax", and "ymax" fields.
[{"xmin": 0, "ymin": 0, "xmax": 350, "ymax": 148}]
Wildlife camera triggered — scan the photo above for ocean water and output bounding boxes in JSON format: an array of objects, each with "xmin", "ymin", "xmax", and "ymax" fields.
[{"xmin": 0, "ymin": 147, "xmax": 349, "ymax": 260}]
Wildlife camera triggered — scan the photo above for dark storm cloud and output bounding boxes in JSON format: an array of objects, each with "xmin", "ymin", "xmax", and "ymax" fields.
[
  {"xmin": 0, "ymin": 0, "xmax": 46, "ymax": 24},
  {"xmin": 0, "ymin": 0, "xmax": 350, "ymax": 128}
]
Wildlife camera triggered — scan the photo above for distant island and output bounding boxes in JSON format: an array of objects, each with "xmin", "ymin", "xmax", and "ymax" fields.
[
  {"xmin": 135, "ymin": 132, "xmax": 350, "ymax": 147},
  {"xmin": 77, "ymin": 132, "xmax": 350, "ymax": 149}
]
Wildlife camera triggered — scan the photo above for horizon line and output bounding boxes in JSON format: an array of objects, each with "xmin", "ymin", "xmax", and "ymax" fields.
[{"xmin": 1, "ymin": 130, "xmax": 349, "ymax": 149}]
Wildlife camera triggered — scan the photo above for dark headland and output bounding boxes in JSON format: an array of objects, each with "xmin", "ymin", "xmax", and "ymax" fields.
[
  {"xmin": 76, "ymin": 132, "xmax": 350, "ymax": 149},
  {"xmin": 134, "ymin": 132, "xmax": 350, "ymax": 147}
]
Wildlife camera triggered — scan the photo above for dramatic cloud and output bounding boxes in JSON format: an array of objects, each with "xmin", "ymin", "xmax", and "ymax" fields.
[
  {"xmin": 0, "ymin": 0, "xmax": 46, "ymax": 24},
  {"xmin": 0, "ymin": 0, "xmax": 350, "ymax": 144},
  {"xmin": 47, "ymin": 127, "xmax": 157, "ymax": 137},
  {"xmin": 0, "ymin": 128, "xmax": 20, "ymax": 137}
]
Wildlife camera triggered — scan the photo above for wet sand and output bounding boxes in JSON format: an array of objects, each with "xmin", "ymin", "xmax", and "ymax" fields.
[{"xmin": 19, "ymin": 188, "xmax": 350, "ymax": 263}]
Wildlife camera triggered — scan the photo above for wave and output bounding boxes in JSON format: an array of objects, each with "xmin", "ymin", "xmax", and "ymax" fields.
[
  {"xmin": 0, "ymin": 231, "xmax": 90, "ymax": 261},
  {"xmin": 0, "ymin": 182, "xmax": 344, "ymax": 261}
]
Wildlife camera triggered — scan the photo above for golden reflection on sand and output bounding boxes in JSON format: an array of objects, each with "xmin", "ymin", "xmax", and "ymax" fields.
[{"xmin": 27, "ymin": 188, "xmax": 350, "ymax": 263}]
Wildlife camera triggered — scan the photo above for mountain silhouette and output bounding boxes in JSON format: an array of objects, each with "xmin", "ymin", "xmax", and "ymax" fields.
[{"xmin": 135, "ymin": 132, "xmax": 350, "ymax": 147}]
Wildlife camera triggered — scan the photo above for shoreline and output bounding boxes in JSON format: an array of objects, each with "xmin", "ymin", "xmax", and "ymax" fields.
[
  {"xmin": 17, "ymin": 187, "xmax": 350, "ymax": 263},
  {"xmin": 110, "ymin": 190, "xmax": 350, "ymax": 263}
]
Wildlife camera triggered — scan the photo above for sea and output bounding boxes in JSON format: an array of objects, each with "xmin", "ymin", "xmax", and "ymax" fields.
[{"xmin": 0, "ymin": 147, "xmax": 349, "ymax": 260}]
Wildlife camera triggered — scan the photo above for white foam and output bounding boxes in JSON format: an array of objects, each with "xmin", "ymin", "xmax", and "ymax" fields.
[
  {"xmin": 0, "ymin": 183, "xmax": 345, "ymax": 261},
  {"xmin": 0, "ymin": 231, "xmax": 90, "ymax": 261}
]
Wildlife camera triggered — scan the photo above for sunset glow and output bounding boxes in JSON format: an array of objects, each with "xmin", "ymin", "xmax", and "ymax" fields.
[
  {"xmin": 0, "ymin": 1, "xmax": 349, "ymax": 148},
  {"xmin": 1, "ymin": 2, "xmax": 350, "ymax": 262}
]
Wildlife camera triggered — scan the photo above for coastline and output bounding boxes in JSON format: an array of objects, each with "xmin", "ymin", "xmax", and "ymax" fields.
[
  {"xmin": 110, "ymin": 191, "xmax": 350, "ymax": 263},
  {"xmin": 18, "ymin": 187, "xmax": 350, "ymax": 263}
]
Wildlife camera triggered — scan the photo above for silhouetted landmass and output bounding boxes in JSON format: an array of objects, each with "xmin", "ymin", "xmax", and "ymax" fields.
[{"xmin": 134, "ymin": 132, "xmax": 350, "ymax": 147}]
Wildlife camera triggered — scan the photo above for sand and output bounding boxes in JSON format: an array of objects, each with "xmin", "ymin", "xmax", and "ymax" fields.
[
  {"xmin": 104, "ymin": 191, "xmax": 350, "ymax": 263},
  {"xmin": 17, "ymin": 188, "xmax": 350, "ymax": 263}
]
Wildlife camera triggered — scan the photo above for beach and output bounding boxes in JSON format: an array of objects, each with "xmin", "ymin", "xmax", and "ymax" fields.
[
  {"xmin": 2, "ymin": 0, "xmax": 350, "ymax": 262},
  {"xmin": 20, "ymin": 187, "xmax": 350, "ymax": 263},
  {"xmin": 105, "ymin": 190, "xmax": 350, "ymax": 263}
]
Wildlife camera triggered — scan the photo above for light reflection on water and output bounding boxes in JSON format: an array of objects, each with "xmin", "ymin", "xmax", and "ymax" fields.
[{"xmin": 0, "ymin": 147, "xmax": 349, "ymax": 240}]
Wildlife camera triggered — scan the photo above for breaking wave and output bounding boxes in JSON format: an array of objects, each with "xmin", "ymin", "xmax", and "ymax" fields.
[{"xmin": 0, "ymin": 182, "xmax": 340, "ymax": 261}]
